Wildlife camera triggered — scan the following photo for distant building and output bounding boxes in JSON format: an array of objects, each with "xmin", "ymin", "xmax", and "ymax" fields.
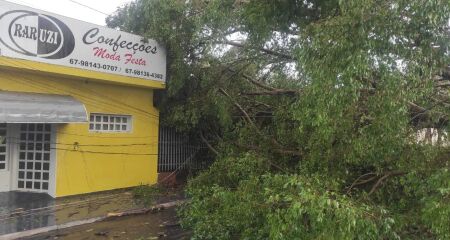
[
  {"xmin": 0, "ymin": 0, "xmax": 166, "ymax": 197},
  {"xmin": 416, "ymin": 128, "xmax": 449, "ymax": 147}
]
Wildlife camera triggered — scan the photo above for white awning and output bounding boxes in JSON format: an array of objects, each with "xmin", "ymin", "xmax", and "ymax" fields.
[{"xmin": 0, "ymin": 91, "xmax": 87, "ymax": 123}]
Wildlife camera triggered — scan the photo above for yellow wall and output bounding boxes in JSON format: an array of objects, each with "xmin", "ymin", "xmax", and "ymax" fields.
[
  {"xmin": 0, "ymin": 65, "xmax": 160, "ymax": 197},
  {"xmin": 0, "ymin": 56, "xmax": 165, "ymax": 90}
]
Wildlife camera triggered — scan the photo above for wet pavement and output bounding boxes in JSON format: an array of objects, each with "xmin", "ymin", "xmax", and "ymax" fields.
[
  {"xmin": 23, "ymin": 207, "xmax": 190, "ymax": 240},
  {"xmin": 0, "ymin": 188, "xmax": 189, "ymax": 239},
  {"xmin": 0, "ymin": 190, "xmax": 145, "ymax": 236},
  {"xmin": 0, "ymin": 192, "xmax": 56, "ymax": 235}
]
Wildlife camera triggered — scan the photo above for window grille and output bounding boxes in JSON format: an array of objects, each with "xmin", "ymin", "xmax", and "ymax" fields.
[
  {"xmin": 0, "ymin": 123, "xmax": 6, "ymax": 170},
  {"xmin": 17, "ymin": 124, "xmax": 52, "ymax": 191},
  {"xmin": 89, "ymin": 113, "xmax": 132, "ymax": 133}
]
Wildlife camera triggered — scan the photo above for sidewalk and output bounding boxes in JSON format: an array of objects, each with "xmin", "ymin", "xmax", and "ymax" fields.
[
  {"xmin": 23, "ymin": 206, "xmax": 189, "ymax": 240},
  {"xmin": 0, "ymin": 190, "xmax": 144, "ymax": 237}
]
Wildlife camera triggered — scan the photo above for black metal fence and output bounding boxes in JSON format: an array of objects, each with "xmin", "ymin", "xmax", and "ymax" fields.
[{"xmin": 157, "ymin": 127, "xmax": 210, "ymax": 172}]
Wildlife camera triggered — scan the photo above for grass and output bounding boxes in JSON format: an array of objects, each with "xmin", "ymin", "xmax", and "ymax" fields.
[{"xmin": 133, "ymin": 184, "xmax": 163, "ymax": 206}]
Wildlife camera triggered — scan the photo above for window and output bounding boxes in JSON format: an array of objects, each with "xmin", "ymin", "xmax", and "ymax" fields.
[
  {"xmin": 0, "ymin": 123, "xmax": 6, "ymax": 170},
  {"xmin": 89, "ymin": 113, "xmax": 132, "ymax": 133}
]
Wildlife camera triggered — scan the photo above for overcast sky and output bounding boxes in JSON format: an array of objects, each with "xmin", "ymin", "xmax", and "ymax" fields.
[{"xmin": 5, "ymin": 0, "xmax": 131, "ymax": 26}]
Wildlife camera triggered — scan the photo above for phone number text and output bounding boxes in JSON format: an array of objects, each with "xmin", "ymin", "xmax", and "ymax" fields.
[
  {"xmin": 125, "ymin": 68, "xmax": 164, "ymax": 80},
  {"xmin": 69, "ymin": 59, "xmax": 120, "ymax": 72}
]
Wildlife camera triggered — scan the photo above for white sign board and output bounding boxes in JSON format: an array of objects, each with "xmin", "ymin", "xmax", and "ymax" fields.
[{"xmin": 0, "ymin": 0, "xmax": 166, "ymax": 82}]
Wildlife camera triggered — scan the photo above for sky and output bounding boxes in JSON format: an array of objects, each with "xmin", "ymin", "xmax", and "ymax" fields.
[{"xmin": 4, "ymin": 0, "xmax": 131, "ymax": 26}]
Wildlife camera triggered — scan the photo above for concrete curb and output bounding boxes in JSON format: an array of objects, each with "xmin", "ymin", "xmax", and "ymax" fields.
[{"xmin": 0, "ymin": 217, "xmax": 105, "ymax": 240}]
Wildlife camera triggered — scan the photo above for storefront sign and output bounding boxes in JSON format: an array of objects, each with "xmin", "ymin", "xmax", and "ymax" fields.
[{"xmin": 0, "ymin": 1, "xmax": 166, "ymax": 82}]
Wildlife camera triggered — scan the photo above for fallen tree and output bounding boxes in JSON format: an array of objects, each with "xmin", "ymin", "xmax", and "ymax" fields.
[{"xmin": 108, "ymin": 0, "xmax": 450, "ymax": 239}]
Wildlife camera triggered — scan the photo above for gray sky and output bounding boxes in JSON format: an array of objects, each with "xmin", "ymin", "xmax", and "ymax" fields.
[{"xmin": 5, "ymin": 0, "xmax": 131, "ymax": 25}]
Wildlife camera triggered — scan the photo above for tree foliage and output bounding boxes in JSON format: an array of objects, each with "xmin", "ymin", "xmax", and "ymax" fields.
[{"xmin": 108, "ymin": 0, "xmax": 450, "ymax": 238}]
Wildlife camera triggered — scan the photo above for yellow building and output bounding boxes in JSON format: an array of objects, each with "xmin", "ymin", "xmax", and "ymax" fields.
[{"xmin": 0, "ymin": 1, "xmax": 166, "ymax": 197}]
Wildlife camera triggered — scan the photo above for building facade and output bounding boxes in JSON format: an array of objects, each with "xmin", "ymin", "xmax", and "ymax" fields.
[{"xmin": 0, "ymin": 1, "xmax": 166, "ymax": 197}]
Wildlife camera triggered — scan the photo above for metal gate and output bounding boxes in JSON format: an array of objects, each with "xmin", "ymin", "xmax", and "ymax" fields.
[{"xmin": 157, "ymin": 127, "xmax": 210, "ymax": 172}]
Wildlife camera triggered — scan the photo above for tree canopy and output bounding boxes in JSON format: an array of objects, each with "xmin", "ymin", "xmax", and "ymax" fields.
[{"xmin": 108, "ymin": 0, "xmax": 450, "ymax": 238}]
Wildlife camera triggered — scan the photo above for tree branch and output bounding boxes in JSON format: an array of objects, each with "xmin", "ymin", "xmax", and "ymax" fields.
[
  {"xmin": 226, "ymin": 67, "xmax": 299, "ymax": 94},
  {"xmin": 436, "ymin": 81, "xmax": 450, "ymax": 88},
  {"xmin": 241, "ymin": 73, "xmax": 278, "ymax": 91},
  {"xmin": 221, "ymin": 40, "xmax": 295, "ymax": 61},
  {"xmin": 241, "ymin": 90, "xmax": 300, "ymax": 96},
  {"xmin": 200, "ymin": 132, "xmax": 219, "ymax": 155},
  {"xmin": 346, "ymin": 172, "xmax": 377, "ymax": 194},
  {"xmin": 219, "ymin": 88, "xmax": 302, "ymax": 156},
  {"xmin": 367, "ymin": 171, "xmax": 406, "ymax": 196},
  {"xmin": 219, "ymin": 88, "xmax": 254, "ymax": 125},
  {"xmin": 408, "ymin": 101, "xmax": 449, "ymax": 127}
]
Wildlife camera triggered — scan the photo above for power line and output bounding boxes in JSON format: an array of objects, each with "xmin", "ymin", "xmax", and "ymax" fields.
[
  {"xmin": 54, "ymin": 147, "xmax": 158, "ymax": 156},
  {"xmin": 55, "ymin": 131, "xmax": 158, "ymax": 139},
  {"xmin": 6, "ymin": 0, "xmax": 40, "ymax": 9},
  {"xmin": 1, "ymin": 58, "xmax": 161, "ymax": 120},
  {"xmin": 6, "ymin": 138, "xmax": 202, "ymax": 150},
  {"xmin": 0, "ymin": 153, "xmax": 194, "ymax": 221},
  {"xmin": 0, "ymin": 69, "xmax": 161, "ymax": 140},
  {"xmin": 5, "ymin": 138, "xmax": 159, "ymax": 155},
  {"xmin": 0, "ymin": 69, "xmax": 159, "ymax": 121},
  {"xmin": 5, "ymin": 137, "xmax": 159, "ymax": 147},
  {"xmin": 67, "ymin": 0, "xmax": 109, "ymax": 16}
]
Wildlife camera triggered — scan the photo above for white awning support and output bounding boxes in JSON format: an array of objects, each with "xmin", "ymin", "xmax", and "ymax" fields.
[{"xmin": 0, "ymin": 91, "xmax": 87, "ymax": 123}]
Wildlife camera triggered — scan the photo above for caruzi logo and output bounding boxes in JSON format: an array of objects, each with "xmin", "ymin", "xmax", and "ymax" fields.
[{"xmin": 0, "ymin": 10, "xmax": 75, "ymax": 59}]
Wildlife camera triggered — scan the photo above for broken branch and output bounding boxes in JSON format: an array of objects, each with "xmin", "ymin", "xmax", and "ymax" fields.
[
  {"xmin": 241, "ymin": 90, "xmax": 299, "ymax": 96},
  {"xmin": 219, "ymin": 88, "xmax": 254, "ymax": 125},
  {"xmin": 346, "ymin": 172, "xmax": 377, "ymax": 194},
  {"xmin": 200, "ymin": 132, "xmax": 219, "ymax": 155},
  {"xmin": 222, "ymin": 40, "xmax": 295, "ymax": 61},
  {"xmin": 107, "ymin": 200, "xmax": 187, "ymax": 218},
  {"xmin": 367, "ymin": 171, "xmax": 406, "ymax": 196}
]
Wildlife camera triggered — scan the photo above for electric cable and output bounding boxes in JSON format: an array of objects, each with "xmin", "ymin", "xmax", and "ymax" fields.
[
  {"xmin": 0, "ymin": 58, "xmax": 161, "ymax": 120},
  {"xmin": 0, "ymin": 147, "xmax": 203, "ymax": 221},
  {"xmin": 5, "ymin": 138, "xmax": 202, "ymax": 156},
  {"xmin": 55, "ymin": 147, "xmax": 154, "ymax": 155},
  {"xmin": 5, "ymin": 137, "xmax": 159, "ymax": 147},
  {"xmin": 5, "ymin": 0, "xmax": 40, "ymax": 9},
  {"xmin": 0, "ymin": 152, "xmax": 199, "ymax": 221},
  {"xmin": 4, "ymin": 141, "xmax": 157, "ymax": 156},
  {"xmin": 67, "ymin": 0, "xmax": 109, "ymax": 16},
  {"xmin": 0, "ymin": 69, "xmax": 160, "ymax": 122},
  {"xmin": 55, "ymin": 131, "xmax": 158, "ymax": 139},
  {"xmin": 5, "ymin": 137, "xmax": 198, "ymax": 148}
]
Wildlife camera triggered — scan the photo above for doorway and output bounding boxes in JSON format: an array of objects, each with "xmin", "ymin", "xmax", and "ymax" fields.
[
  {"xmin": 0, "ymin": 123, "xmax": 56, "ymax": 196},
  {"xmin": 16, "ymin": 124, "xmax": 53, "ymax": 193},
  {"xmin": 0, "ymin": 123, "xmax": 10, "ymax": 191}
]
